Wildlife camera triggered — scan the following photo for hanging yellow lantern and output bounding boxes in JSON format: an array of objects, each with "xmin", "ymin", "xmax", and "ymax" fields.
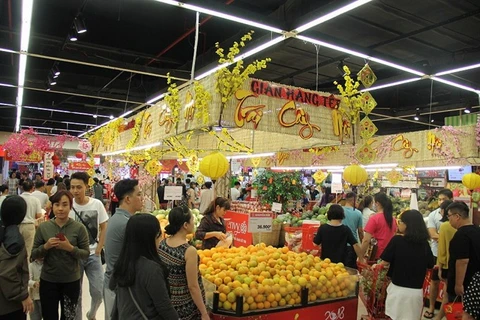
[
  {"xmin": 199, "ymin": 152, "xmax": 229, "ymax": 181},
  {"xmin": 462, "ymin": 173, "xmax": 480, "ymax": 190},
  {"xmin": 343, "ymin": 164, "xmax": 368, "ymax": 186}
]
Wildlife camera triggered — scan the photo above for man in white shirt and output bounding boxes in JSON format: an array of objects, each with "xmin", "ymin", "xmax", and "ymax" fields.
[
  {"xmin": 424, "ymin": 188, "xmax": 453, "ymax": 319},
  {"xmin": 230, "ymin": 181, "xmax": 241, "ymax": 201},
  {"xmin": 19, "ymin": 180, "xmax": 43, "ymax": 261},
  {"xmin": 69, "ymin": 172, "xmax": 108, "ymax": 320},
  {"xmin": 32, "ymin": 180, "xmax": 49, "ymax": 209}
]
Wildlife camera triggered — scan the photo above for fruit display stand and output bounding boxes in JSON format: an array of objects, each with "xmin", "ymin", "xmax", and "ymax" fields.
[{"xmin": 199, "ymin": 246, "xmax": 359, "ymax": 320}]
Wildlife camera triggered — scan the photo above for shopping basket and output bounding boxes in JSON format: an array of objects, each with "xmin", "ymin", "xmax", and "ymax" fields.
[{"xmin": 358, "ymin": 262, "xmax": 391, "ymax": 320}]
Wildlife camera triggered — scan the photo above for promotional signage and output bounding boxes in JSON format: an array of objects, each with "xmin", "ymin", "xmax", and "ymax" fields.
[
  {"xmin": 68, "ymin": 161, "xmax": 92, "ymax": 171},
  {"xmin": 224, "ymin": 211, "xmax": 252, "ymax": 247},
  {"xmin": 164, "ymin": 186, "xmax": 183, "ymax": 200},
  {"xmin": 248, "ymin": 211, "xmax": 273, "ymax": 233},
  {"xmin": 271, "ymin": 202, "xmax": 282, "ymax": 213},
  {"xmin": 331, "ymin": 173, "xmax": 343, "ymax": 194},
  {"xmin": 43, "ymin": 152, "xmax": 54, "ymax": 180}
]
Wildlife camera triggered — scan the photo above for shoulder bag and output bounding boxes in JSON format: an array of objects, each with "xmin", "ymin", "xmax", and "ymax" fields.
[
  {"xmin": 72, "ymin": 207, "xmax": 105, "ymax": 264},
  {"xmin": 128, "ymin": 287, "xmax": 148, "ymax": 320}
]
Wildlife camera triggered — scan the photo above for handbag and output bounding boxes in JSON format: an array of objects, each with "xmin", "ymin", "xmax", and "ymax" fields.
[
  {"xmin": 129, "ymin": 287, "xmax": 148, "ymax": 320},
  {"xmin": 443, "ymin": 296, "xmax": 463, "ymax": 320},
  {"xmin": 72, "ymin": 207, "xmax": 106, "ymax": 265}
]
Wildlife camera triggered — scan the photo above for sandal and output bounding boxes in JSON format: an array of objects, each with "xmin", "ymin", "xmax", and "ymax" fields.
[{"xmin": 423, "ymin": 311, "xmax": 434, "ymax": 319}]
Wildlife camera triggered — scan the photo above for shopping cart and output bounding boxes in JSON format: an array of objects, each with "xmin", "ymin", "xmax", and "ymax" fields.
[{"xmin": 358, "ymin": 262, "xmax": 391, "ymax": 320}]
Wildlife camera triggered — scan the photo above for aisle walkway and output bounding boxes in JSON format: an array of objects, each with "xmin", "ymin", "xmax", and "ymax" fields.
[{"xmin": 76, "ymin": 277, "xmax": 435, "ymax": 320}]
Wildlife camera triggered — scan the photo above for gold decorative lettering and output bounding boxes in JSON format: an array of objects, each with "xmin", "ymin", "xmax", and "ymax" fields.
[
  {"xmin": 278, "ymin": 101, "xmax": 320, "ymax": 139},
  {"xmin": 234, "ymin": 89, "xmax": 266, "ymax": 129},
  {"xmin": 392, "ymin": 135, "xmax": 419, "ymax": 158}
]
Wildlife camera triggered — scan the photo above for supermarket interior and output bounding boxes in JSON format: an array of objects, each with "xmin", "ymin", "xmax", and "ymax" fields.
[{"xmin": 1, "ymin": 0, "xmax": 480, "ymax": 319}]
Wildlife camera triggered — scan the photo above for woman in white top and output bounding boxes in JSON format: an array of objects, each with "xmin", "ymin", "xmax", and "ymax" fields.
[
  {"xmin": 358, "ymin": 195, "xmax": 375, "ymax": 227},
  {"xmin": 198, "ymin": 182, "xmax": 214, "ymax": 214}
]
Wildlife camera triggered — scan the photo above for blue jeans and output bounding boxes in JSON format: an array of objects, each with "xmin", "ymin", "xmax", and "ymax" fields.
[{"xmin": 75, "ymin": 254, "xmax": 104, "ymax": 320}]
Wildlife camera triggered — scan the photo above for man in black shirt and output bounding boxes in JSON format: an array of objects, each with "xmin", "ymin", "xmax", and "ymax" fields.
[
  {"xmin": 447, "ymin": 201, "xmax": 480, "ymax": 301},
  {"xmin": 157, "ymin": 178, "xmax": 169, "ymax": 209}
]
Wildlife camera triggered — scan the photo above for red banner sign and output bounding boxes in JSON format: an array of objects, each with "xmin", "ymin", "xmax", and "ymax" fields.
[
  {"xmin": 211, "ymin": 296, "xmax": 357, "ymax": 320},
  {"xmin": 68, "ymin": 161, "xmax": 92, "ymax": 171},
  {"xmin": 224, "ymin": 210, "xmax": 252, "ymax": 247}
]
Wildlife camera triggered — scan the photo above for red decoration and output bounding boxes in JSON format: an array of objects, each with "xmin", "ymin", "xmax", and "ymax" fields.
[
  {"xmin": 24, "ymin": 149, "xmax": 32, "ymax": 155},
  {"xmin": 52, "ymin": 159, "xmax": 61, "ymax": 167},
  {"xmin": 51, "ymin": 154, "xmax": 59, "ymax": 161},
  {"xmin": 75, "ymin": 151, "xmax": 84, "ymax": 159}
]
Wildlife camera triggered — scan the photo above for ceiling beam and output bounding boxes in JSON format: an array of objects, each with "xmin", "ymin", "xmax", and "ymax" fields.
[
  {"xmin": 0, "ymin": 26, "xmax": 184, "ymax": 66},
  {"xmin": 0, "ymin": 48, "xmax": 189, "ymax": 82}
]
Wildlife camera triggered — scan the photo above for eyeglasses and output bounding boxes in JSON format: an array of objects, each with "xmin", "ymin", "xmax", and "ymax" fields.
[{"xmin": 447, "ymin": 213, "xmax": 458, "ymax": 218}]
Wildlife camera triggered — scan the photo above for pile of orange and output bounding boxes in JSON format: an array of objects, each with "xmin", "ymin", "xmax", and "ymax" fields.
[{"xmin": 198, "ymin": 244, "xmax": 357, "ymax": 312}]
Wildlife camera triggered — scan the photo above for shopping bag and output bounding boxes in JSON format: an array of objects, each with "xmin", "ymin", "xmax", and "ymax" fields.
[
  {"xmin": 443, "ymin": 296, "xmax": 463, "ymax": 320},
  {"xmin": 216, "ymin": 232, "xmax": 233, "ymax": 248}
]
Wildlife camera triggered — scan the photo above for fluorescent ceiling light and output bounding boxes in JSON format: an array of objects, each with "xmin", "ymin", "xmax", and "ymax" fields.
[
  {"xmin": 15, "ymin": 0, "xmax": 34, "ymax": 132},
  {"xmin": 297, "ymin": 35, "xmax": 425, "ymax": 77},
  {"xmin": 431, "ymin": 76, "xmax": 480, "ymax": 94},
  {"xmin": 362, "ymin": 163, "xmax": 398, "ymax": 168},
  {"xmin": 271, "ymin": 166, "xmax": 344, "ymax": 171},
  {"xmin": 22, "ymin": 125, "xmax": 84, "ymax": 133},
  {"xmin": 416, "ymin": 166, "xmax": 461, "ymax": 171},
  {"xmin": 228, "ymin": 153, "xmax": 275, "ymax": 160},
  {"xmin": 23, "ymin": 105, "xmax": 110, "ymax": 118},
  {"xmin": 360, "ymin": 78, "xmax": 421, "ymax": 92},
  {"xmin": 146, "ymin": 93, "xmax": 166, "ymax": 105},
  {"xmin": 102, "ymin": 142, "xmax": 162, "ymax": 156},
  {"xmin": 153, "ymin": 0, "xmax": 284, "ymax": 34},
  {"xmin": 435, "ymin": 63, "xmax": 480, "ymax": 77},
  {"xmin": 195, "ymin": 36, "xmax": 284, "ymax": 80},
  {"xmin": 365, "ymin": 168, "xmax": 402, "ymax": 172},
  {"xmin": 295, "ymin": 0, "xmax": 372, "ymax": 33},
  {"xmin": 0, "ymin": 82, "xmax": 15, "ymax": 88}
]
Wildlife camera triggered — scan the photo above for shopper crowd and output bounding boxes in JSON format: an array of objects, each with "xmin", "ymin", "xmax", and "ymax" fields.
[{"xmin": 1, "ymin": 169, "xmax": 480, "ymax": 320}]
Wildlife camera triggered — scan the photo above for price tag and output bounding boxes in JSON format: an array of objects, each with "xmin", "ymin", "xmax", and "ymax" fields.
[
  {"xmin": 272, "ymin": 202, "xmax": 282, "ymax": 213},
  {"xmin": 331, "ymin": 173, "xmax": 343, "ymax": 194},
  {"xmin": 164, "ymin": 186, "xmax": 183, "ymax": 200},
  {"xmin": 248, "ymin": 212, "xmax": 273, "ymax": 233}
]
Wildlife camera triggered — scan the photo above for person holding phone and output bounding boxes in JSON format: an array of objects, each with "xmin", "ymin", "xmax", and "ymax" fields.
[{"xmin": 31, "ymin": 190, "xmax": 90, "ymax": 320}]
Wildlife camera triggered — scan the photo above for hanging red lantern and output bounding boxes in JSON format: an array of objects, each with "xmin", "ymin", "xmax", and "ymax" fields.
[
  {"xmin": 51, "ymin": 154, "xmax": 59, "ymax": 161},
  {"xmin": 24, "ymin": 149, "xmax": 32, "ymax": 155},
  {"xmin": 75, "ymin": 151, "xmax": 84, "ymax": 159},
  {"xmin": 53, "ymin": 159, "xmax": 61, "ymax": 167}
]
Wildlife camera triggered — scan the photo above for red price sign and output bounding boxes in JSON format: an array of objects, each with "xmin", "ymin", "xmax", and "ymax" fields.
[{"xmin": 224, "ymin": 211, "xmax": 252, "ymax": 247}]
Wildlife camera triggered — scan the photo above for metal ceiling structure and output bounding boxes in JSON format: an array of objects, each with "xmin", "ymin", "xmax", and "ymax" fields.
[{"xmin": 0, "ymin": 0, "xmax": 479, "ymax": 137}]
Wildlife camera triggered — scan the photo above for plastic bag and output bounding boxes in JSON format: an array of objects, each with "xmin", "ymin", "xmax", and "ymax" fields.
[{"xmin": 216, "ymin": 232, "xmax": 233, "ymax": 248}]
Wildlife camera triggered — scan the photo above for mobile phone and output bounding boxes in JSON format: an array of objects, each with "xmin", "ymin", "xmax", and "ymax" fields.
[{"xmin": 56, "ymin": 233, "xmax": 65, "ymax": 241}]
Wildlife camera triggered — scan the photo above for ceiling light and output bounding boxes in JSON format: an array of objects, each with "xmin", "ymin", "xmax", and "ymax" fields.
[
  {"xmin": 50, "ymin": 70, "xmax": 59, "ymax": 79},
  {"xmin": 416, "ymin": 166, "xmax": 462, "ymax": 171},
  {"xmin": 431, "ymin": 119, "xmax": 435, "ymax": 123},
  {"xmin": 23, "ymin": 105, "xmax": 110, "ymax": 118},
  {"xmin": 296, "ymin": 35, "xmax": 425, "ymax": 77},
  {"xmin": 465, "ymin": 106, "xmax": 472, "ymax": 114},
  {"xmin": 48, "ymin": 75, "xmax": 57, "ymax": 86},
  {"xmin": 52, "ymin": 65, "xmax": 60, "ymax": 77},
  {"xmin": 73, "ymin": 16, "xmax": 87, "ymax": 34},
  {"xmin": 414, "ymin": 109, "xmax": 420, "ymax": 121},
  {"xmin": 435, "ymin": 63, "xmax": 480, "ymax": 77},
  {"xmin": 109, "ymin": 115, "xmax": 114, "ymax": 120},
  {"xmin": 93, "ymin": 114, "xmax": 97, "ymax": 118},
  {"xmin": 15, "ymin": 0, "xmax": 34, "ymax": 132},
  {"xmin": 102, "ymin": 142, "xmax": 162, "ymax": 156},
  {"xmin": 146, "ymin": 93, "xmax": 166, "ymax": 105},
  {"xmin": 295, "ymin": 0, "xmax": 372, "ymax": 33},
  {"xmin": 431, "ymin": 76, "xmax": 480, "ymax": 94},
  {"xmin": 69, "ymin": 30, "xmax": 78, "ymax": 42},
  {"xmin": 195, "ymin": 36, "xmax": 284, "ymax": 81},
  {"xmin": 360, "ymin": 78, "xmax": 422, "ymax": 92},
  {"xmin": 227, "ymin": 153, "xmax": 275, "ymax": 160},
  {"xmin": 153, "ymin": 0, "xmax": 284, "ymax": 34}
]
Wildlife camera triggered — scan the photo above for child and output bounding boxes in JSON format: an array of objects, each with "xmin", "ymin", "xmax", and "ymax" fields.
[
  {"xmin": 313, "ymin": 204, "xmax": 364, "ymax": 265},
  {"xmin": 29, "ymin": 257, "xmax": 43, "ymax": 320}
]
